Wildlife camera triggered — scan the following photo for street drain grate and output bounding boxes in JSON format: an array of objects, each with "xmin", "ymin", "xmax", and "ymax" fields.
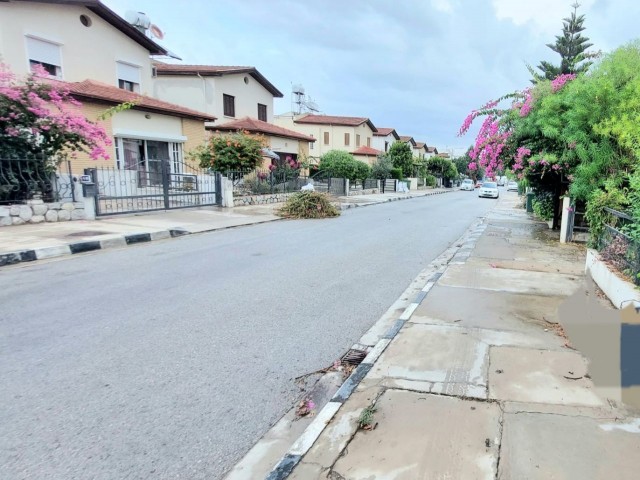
[{"xmin": 341, "ymin": 349, "xmax": 368, "ymax": 366}]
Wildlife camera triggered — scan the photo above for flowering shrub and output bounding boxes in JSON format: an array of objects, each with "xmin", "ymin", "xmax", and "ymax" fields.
[
  {"xmin": 0, "ymin": 63, "xmax": 110, "ymax": 161},
  {"xmin": 190, "ymin": 129, "xmax": 266, "ymax": 172}
]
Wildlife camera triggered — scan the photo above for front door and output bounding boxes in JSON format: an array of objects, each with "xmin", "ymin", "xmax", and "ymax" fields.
[{"xmin": 146, "ymin": 140, "xmax": 170, "ymax": 186}]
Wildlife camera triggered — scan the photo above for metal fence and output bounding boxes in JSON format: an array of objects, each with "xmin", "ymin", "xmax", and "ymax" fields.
[
  {"xmin": 350, "ymin": 179, "xmax": 378, "ymax": 191},
  {"xmin": 0, "ymin": 156, "xmax": 74, "ymax": 205},
  {"xmin": 226, "ymin": 169, "xmax": 312, "ymax": 196},
  {"xmin": 599, "ymin": 207, "xmax": 640, "ymax": 286}
]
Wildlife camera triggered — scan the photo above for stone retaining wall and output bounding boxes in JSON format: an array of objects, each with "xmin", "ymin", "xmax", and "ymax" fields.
[
  {"xmin": 0, "ymin": 200, "xmax": 86, "ymax": 226},
  {"xmin": 233, "ymin": 192, "xmax": 297, "ymax": 206},
  {"xmin": 348, "ymin": 188, "xmax": 379, "ymax": 196}
]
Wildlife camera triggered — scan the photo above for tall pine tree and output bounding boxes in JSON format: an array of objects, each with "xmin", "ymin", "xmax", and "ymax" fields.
[{"xmin": 528, "ymin": 3, "xmax": 594, "ymax": 82}]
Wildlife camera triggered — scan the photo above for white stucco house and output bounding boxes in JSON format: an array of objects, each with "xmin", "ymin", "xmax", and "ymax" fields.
[
  {"xmin": 371, "ymin": 127, "xmax": 399, "ymax": 154},
  {"xmin": 152, "ymin": 63, "xmax": 283, "ymax": 125}
]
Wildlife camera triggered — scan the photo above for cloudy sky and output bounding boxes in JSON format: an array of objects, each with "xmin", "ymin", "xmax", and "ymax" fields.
[{"xmin": 104, "ymin": 0, "xmax": 639, "ymax": 155}]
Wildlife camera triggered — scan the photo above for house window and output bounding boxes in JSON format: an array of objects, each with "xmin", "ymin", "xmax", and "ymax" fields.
[
  {"xmin": 223, "ymin": 94, "xmax": 235, "ymax": 117},
  {"xmin": 356, "ymin": 134, "xmax": 361, "ymax": 147},
  {"xmin": 117, "ymin": 61, "xmax": 141, "ymax": 92},
  {"xmin": 323, "ymin": 132, "xmax": 329, "ymax": 145},
  {"xmin": 385, "ymin": 141, "xmax": 389, "ymax": 152},
  {"xmin": 115, "ymin": 137, "xmax": 183, "ymax": 187},
  {"xmin": 26, "ymin": 36, "xmax": 62, "ymax": 78},
  {"xmin": 257, "ymin": 103, "xmax": 267, "ymax": 121},
  {"xmin": 344, "ymin": 133, "xmax": 350, "ymax": 146},
  {"xmin": 310, "ymin": 135, "xmax": 314, "ymax": 150},
  {"xmin": 172, "ymin": 143, "xmax": 183, "ymax": 174},
  {"xmin": 367, "ymin": 137, "xmax": 371, "ymax": 147}
]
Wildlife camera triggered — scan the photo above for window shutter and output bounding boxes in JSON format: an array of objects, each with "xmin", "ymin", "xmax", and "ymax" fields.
[
  {"xmin": 117, "ymin": 62, "xmax": 141, "ymax": 84},
  {"xmin": 26, "ymin": 37, "xmax": 61, "ymax": 66}
]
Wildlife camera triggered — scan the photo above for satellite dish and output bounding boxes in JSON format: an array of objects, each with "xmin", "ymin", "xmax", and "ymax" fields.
[
  {"xmin": 150, "ymin": 24, "xmax": 164, "ymax": 39},
  {"xmin": 306, "ymin": 101, "xmax": 319, "ymax": 112}
]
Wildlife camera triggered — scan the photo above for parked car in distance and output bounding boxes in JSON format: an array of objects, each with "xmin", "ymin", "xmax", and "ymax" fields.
[
  {"xmin": 461, "ymin": 179, "xmax": 474, "ymax": 191},
  {"xmin": 497, "ymin": 176, "xmax": 506, "ymax": 186},
  {"xmin": 507, "ymin": 181, "xmax": 518, "ymax": 192},
  {"xmin": 478, "ymin": 182, "xmax": 499, "ymax": 199},
  {"xmin": 475, "ymin": 180, "xmax": 482, "ymax": 188}
]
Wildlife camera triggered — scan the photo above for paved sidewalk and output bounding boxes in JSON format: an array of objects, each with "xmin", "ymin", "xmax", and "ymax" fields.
[
  {"xmin": 0, "ymin": 188, "xmax": 455, "ymax": 267},
  {"xmin": 273, "ymin": 193, "xmax": 640, "ymax": 480}
]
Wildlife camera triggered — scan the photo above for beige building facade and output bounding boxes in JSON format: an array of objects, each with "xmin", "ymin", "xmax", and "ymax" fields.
[
  {"xmin": 152, "ymin": 65, "xmax": 283, "ymax": 124},
  {"xmin": 274, "ymin": 114, "xmax": 378, "ymax": 161}
]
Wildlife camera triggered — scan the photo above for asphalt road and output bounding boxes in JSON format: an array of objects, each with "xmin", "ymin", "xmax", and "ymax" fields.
[{"xmin": 1, "ymin": 190, "xmax": 494, "ymax": 479}]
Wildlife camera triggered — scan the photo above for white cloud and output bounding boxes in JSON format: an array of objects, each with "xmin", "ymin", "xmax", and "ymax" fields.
[
  {"xmin": 491, "ymin": 0, "xmax": 596, "ymax": 35},
  {"xmin": 431, "ymin": 0, "xmax": 454, "ymax": 13}
]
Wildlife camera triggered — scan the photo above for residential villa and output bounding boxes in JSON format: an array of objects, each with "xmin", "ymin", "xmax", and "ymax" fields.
[
  {"xmin": 414, "ymin": 141, "xmax": 428, "ymax": 160},
  {"xmin": 398, "ymin": 135, "xmax": 417, "ymax": 152},
  {"xmin": 274, "ymin": 113, "xmax": 378, "ymax": 163},
  {"xmin": 371, "ymin": 127, "xmax": 399, "ymax": 154},
  {"xmin": 0, "ymin": 0, "xmax": 213, "ymax": 175},
  {"xmin": 152, "ymin": 64, "xmax": 283, "ymax": 125},
  {"xmin": 426, "ymin": 146, "xmax": 439, "ymax": 159}
]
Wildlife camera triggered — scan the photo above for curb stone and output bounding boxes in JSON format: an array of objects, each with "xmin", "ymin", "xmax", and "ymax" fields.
[
  {"xmin": 0, "ymin": 218, "xmax": 283, "ymax": 269},
  {"xmin": 1, "ymin": 191, "xmax": 459, "ymax": 269},
  {"xmin": 264, "ymin": 219, "xmax": 487, "ymax": 479},
  {"xmin": 338, "ymin": 188, "xmax": 456, "ymax": 210}
]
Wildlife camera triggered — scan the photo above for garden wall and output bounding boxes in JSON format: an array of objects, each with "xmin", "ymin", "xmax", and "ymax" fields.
[
  {"xmin": 232, "ymin": 192, "xmax": 298, "ymax": 206},
  {"xmin": 0, "ymin": 199, "xmax": 86, "ymax": 227}
]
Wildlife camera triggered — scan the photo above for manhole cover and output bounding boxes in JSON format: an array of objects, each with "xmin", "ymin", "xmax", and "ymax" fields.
[{"xmin": 66, "ymin": 231, "xmax": 111, "ymax": 237}]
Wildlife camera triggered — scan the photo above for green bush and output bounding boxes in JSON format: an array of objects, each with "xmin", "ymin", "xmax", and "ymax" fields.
[
  {"xmin": 189, "ymin": 130, "xmax": 265, "ymax": 171},
  {"xmin": 532, "ymin": 191, "xmax": 555, "ymax": 220},
  {"xmin": 390, "ymin": 168, "xmax": 403, "ymax": 180},
  {"xmin": 387, "ymin": 142, "xmax": 413, "ymax": 177},
  {"xmin": 371, "ymin": 155, "xmax": 394, "ymax": 179},
  {"xmin": 318, "ymin": 150, "xmax": 370, "ymax": 182},
  {"xmin": 585, "ymin": 180, "xmax": 629, "ymax": 247},
  {"xmin": 276, "ymin": 191, "xmax": 340, "ymax": 219},
  {"xmin": 425, "ymin": 174, "xmax": 437, "ymax": 187}
]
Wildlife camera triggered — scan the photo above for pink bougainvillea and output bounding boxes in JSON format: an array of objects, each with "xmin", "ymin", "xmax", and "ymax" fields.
[
  {"xmin": 551, "ymin": 73, "xmax": 576, "ymax": 92},
  {"xmin": 467, "ymin": 114, "xmax": 511, "ymax": 178},
  {"xmin": 0, "ymin": 63, "xmax": 110, "ymax": 160}
]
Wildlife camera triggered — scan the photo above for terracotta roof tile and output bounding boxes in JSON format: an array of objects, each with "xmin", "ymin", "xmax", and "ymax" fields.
[
  {"xmin": 427, "ymin": 146, "xmax": 438, "ymax": 153},
  {"xmin": 295, "ymin": 114, "xmax": 377, "ymax": 131},
  {"xmin": 154, "ymin": 63, "xmax": 283, "ymax": 97},
  {"xmin": 352, "ymin": 146, "xmax": 382, "ymax": 156},
  {"xmin": 209, "ymin": 117, "xmax": 316, "ymax": 142},
  {"xmin": 414, "ymin": 142, "xmax": 426, "ymax": 149},
  {"xmin": 373, "ymin": 127, "xmax": 399, "ymax": 139},
  {"xmin": 66, "ymin": 80, "xmax": 215, "ymax": 121}
]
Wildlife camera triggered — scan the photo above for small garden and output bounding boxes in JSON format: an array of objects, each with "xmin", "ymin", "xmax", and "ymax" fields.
[{"xmin": 459, "ymin": 5, "xmax": 640, "ymax": 285}]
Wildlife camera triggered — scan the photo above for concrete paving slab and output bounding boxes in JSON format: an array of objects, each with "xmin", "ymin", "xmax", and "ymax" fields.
[
  {"xmin": 502, "ymin": 401, "xmax": 617, "ymax": 419},
  {"xmin": 499, "ymin": 411, "xmax": 640, "ymax": 480},
  {"xmin": 489, "ymin": 346, "xmax": 605, "ymax": 407},
  {"xmin": 438, "ymin": 263, "xmax": 582, "ymax": 296},
  {"xmin": 368, "ymin": 323, "xmax": 489, "ymax": 397},
  {"xmin": 412, "ymin": 285, "xmax": 566, "ymax": 333},
  {"xmin": 331, "ymin": 390, "xmax": 501, "ymax": 479},
  {"xmin": 295, "ymin": 387, "xmax": 382, "ymax": 473}
]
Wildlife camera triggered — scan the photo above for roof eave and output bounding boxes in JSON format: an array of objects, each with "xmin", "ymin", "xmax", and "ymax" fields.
[{"xmin": 71, "ymin": 93, "xmax": 215, "ymax": 121}]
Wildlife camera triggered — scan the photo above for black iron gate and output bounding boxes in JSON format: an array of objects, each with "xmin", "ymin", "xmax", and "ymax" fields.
[{"xmin": 88, "ymin": 160, "xmax": 221, "ymax": 216}]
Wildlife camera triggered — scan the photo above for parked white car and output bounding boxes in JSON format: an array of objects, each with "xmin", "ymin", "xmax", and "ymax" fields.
[
  {"xmin": 460, "ymin": 179, "xmax": 474, "ymax": 191},
  {"xmin": 507, "ymin": 181, "xmax": 518, "ymax": 192},
  {"xmin": 478, "ymin": 182, "xmax": 499, "ymax": 199}
]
